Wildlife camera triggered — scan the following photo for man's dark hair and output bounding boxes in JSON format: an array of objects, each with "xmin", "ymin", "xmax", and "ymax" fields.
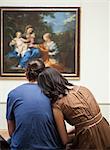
[{"xmin": 26, "ymin": 58, "xmax": 45, "ymax": 82}]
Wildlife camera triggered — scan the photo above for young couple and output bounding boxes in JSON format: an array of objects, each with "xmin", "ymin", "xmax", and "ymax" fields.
[{"xmin": 6, "ymin": 58, "xmax": 110, "ymax": 150}]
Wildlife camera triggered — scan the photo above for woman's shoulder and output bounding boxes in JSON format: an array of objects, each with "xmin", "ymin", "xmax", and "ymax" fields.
[
  {"xmin": 52, "ymin": 102, "xmax": 62, "ymax": 110},
  {"xmin": 71, "ymin": 85, "xmax": 90, "ymax": 92},
  {"xmin": 67, "ymin": 85, "xmax": 80, "ymax": 93},
  {"xmin": 72, "ymin": 85, "xmax": 94, "ymax": 99},
  {"xmin": 78, "ymin": 85, "xmax": 92, "ymax": 93}
]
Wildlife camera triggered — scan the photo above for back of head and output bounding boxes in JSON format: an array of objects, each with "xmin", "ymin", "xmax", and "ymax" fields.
[
  {"xmin": 38, "ymin": 67, "xmax": 73, "ymax": 103},
  {"xmin": 26, "ymin": 58, "xmax": 45, "ymax": 82}
]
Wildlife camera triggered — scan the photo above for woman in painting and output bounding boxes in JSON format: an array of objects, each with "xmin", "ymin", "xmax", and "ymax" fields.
[
  {"xmin": 39, "ymin": 32, "xmax": 64, "ymax": 72},
  {"xmin": 37, "ymin": 67, "xmax": 110, "ymax": 150},
  {"xmin": 18, "ymin": 25, "xmax": 41, "ymax": 68}
]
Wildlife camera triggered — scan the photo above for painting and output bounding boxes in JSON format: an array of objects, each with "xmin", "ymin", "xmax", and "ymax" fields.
[{"xmin": 0, "ymin": 7, "xmax": 80, "ymax": 79}]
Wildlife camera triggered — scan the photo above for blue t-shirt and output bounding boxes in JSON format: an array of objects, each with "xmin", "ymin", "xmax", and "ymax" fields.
[{"xmin": 6, "ymin": 83, "xmax": 63, "ymax": 150}]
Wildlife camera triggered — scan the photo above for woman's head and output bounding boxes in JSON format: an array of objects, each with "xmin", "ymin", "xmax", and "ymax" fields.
[
  {"xmin": 26, "ymin": 58, "xmax": 45, "ymax": 82},
  {"xmin": 38, "ymin": 67, "xmax": 73, "ymax": 103},
  {"xmin": 25, "ymin": 24, "xmax": 33, "ymax": 34},
  {"xmin": 43, "ymin": 33, "xmax": 52, "ymax": 41}
]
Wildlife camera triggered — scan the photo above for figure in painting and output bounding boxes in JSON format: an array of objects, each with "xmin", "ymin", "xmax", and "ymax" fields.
[
  {"xmin": 7, "ymin": 26, "xmax": 64, "ymax": 72},
  {"xmin": 43, "ymin": 33, "xmax": 59, "ymax": 64},
  {"xmin": 17, "ymin": 25, "xmax": 41, "ymax": 68},
  {"xmin": 7, "ymin": 25, "xmax": 41, "ymax": 69},
  {"xmin": 39, "ymin": 32, "xmax": 64, "ymax": 72},
  {"xmin": 8, "ymin": 31, "xmax": 29, "ymax": 58}
]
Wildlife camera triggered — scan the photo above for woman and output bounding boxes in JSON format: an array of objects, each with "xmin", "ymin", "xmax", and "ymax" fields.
[
  {"xmin": 18, "ymin": 25, "xmax": 41, "ymax": 68},
  {"xmin": 39, "ymin": 32, "xmax": 64, "ymax": 72},
  {"xmin": 38, "ymin": 67, "xmax": 110, "ymax": 150},
  {"xmin": 6, "ymin": 59, "xmax": 64, "ymax": 150}
]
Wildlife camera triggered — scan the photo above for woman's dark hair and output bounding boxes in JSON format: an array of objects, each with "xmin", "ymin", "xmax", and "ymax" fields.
[
  {"xmin": 26, "ymin": 58, "xmax": 45, "ymax": 81},
  {"xmin": 38, "ymin": 67, "xmax": 73, "ymax": 103}
]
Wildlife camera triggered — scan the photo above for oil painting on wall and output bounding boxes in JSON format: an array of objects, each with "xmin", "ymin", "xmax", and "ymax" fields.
[{"xmin": 0, "ymin": 7, "xmax": 80, "ymax": 79}]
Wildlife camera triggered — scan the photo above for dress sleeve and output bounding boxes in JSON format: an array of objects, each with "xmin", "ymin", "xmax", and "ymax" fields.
[{"xmin": 6, "ymin": 92, "xmax": 15, "ymax": 121}]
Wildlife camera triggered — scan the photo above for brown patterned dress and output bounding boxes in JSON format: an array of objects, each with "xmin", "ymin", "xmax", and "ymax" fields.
[{"xmin": 54, "ymin": 85, "xmax": 110, "ymax": 150}]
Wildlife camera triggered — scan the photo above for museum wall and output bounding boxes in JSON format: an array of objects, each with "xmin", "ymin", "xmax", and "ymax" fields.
[{"xmin": 0, "ymin": 0, "xmax": 109, "ymax": 129}]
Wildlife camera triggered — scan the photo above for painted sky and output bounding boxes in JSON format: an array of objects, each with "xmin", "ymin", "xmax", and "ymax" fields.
[{"xmin": 43, "ymin": 12, "xmax": 76, "ymax": 33}]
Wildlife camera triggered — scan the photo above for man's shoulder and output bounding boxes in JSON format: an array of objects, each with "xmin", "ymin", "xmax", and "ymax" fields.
[{"xmin": 8, "ymin": 84, "xmax": 26, "ymax": 96}]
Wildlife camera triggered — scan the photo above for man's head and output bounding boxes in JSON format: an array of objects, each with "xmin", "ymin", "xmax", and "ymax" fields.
[{"xmin": 26, "ymin": 58, "xmax": 45, "ymax": 82}]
